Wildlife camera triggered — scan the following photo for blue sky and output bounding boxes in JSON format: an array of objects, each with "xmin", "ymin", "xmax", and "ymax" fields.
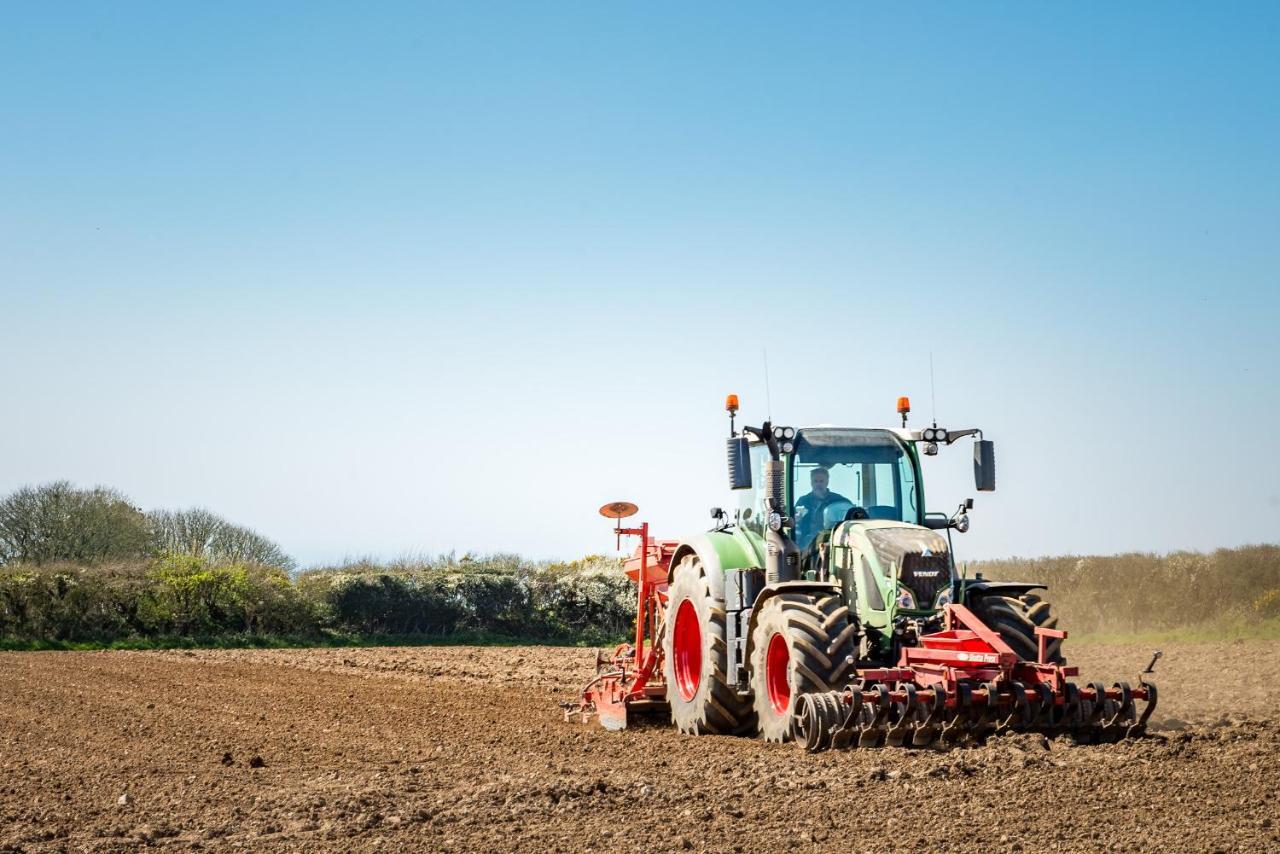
[{"xmin": 3, "ymin": 3, "xmax": 1277, "ymax": 566}]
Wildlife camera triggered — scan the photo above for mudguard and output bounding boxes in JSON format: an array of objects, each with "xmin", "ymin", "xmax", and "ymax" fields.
[
  {"xmin": 666, "ymin": 530, "xmax": 761, "ymax": 601},
  {"xmin": 961, "ymin": 579, "xmax": 1047, "ymax": 602}
]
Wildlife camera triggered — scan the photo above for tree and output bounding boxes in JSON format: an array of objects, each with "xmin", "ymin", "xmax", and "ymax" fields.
[
  {"xmin": 0, "ymin": 481, "xmax": 152, "ymax": 565},
  {"xmin": 148, "ymin": 508, "xmax": 294, "ymax": 569}
]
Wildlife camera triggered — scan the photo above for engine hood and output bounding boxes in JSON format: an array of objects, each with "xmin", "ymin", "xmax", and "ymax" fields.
[{"xmin": 831, "ymin": 520, "xmax": 952, "ymax": 608}]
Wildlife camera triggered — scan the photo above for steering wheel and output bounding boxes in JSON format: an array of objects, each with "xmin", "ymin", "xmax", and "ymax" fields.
[{"xmin": 843, "ymin": 506, "xmax": 869, "ymax": 521}]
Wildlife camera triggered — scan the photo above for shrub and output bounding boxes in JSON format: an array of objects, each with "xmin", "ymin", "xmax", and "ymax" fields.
[
  {"xmin": 1254, "ymin": 588, "xmax": 1280, "ymax": 620},
  {"xmin": 297, "ymin": 553, "xmax": 633, "ymax": 642},
  {"xmin": 0, "ymin": 561, "xmax": 153, "ymax": 641},
  {"xmin": 5, "ymin": 543, "xmax": 1276, "ymax": 647}
]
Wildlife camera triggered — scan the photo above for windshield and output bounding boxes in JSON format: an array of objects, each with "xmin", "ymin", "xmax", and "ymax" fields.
[{"xmin": 791, "ymin": 428, "xmax": 920, "ymax": 548}]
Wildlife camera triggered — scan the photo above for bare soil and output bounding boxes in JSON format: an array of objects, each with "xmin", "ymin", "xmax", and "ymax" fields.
[{"xmin": 2, "ymin": 641, "xmax": 1278, "ymax": 852}]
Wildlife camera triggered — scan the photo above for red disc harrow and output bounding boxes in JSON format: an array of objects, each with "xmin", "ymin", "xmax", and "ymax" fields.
[{"xmin": 794, "ymin": 603, "xmax": 1157, "ymax": 751}]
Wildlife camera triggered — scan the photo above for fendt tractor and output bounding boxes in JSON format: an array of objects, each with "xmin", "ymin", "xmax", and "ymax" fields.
[{"xmin": 564, "ymin": 395, "xmax": 1157, "ymax": 750}]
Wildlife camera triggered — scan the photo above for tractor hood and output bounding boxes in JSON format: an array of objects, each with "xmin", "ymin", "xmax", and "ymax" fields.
[{"xmin": 831, "ymin": 520, "xmax": 952, "ymax": 610}]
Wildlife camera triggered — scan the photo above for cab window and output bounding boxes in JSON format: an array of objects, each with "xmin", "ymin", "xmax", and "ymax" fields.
[{"xmin": 791, "ymin": 429, "xmax": 920, "ymax": 548}]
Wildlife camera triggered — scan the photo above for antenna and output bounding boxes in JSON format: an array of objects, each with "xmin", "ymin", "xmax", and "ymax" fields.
[
  {"xmin": 763, "ymin": 348, "xmax": 773, "ymax": 420},
  {"xmin": 929, "ymin": 350, "xmax": 938, "ymax": 425}
]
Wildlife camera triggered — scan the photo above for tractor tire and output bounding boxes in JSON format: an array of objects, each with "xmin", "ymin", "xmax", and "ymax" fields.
[
  {"xmin": 748, "ymin": 590, "xmax": 857, "ymax": 742},
  {"xmin": 970, "ymin": 592, "xmax": 1065, "ymax": 664},
  {"xmin": 661, "ymin": 554, "xmax": 756, "ymax": 736}
]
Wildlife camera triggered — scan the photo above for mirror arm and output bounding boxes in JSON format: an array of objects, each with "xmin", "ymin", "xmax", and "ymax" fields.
[
  {"xmin": 944, "ymin": 428, "xmax": 982, "ymax": 445},
  {"xmin": 742, "ymin": 423, "xmax": 781, "ymax": 460}
]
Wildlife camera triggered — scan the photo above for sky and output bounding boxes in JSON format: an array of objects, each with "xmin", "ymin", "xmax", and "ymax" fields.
[{"xmin": 2, "ymin": 3, "xmax": 1278, "ymax": 567}]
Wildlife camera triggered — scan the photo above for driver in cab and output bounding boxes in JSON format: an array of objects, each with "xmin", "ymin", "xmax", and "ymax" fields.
[{"xmin": 794, "ymin": 467, "xmax": 849, "ymax": 547}]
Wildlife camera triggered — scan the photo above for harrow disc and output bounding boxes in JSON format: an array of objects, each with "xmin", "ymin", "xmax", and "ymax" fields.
[{"xmin": 792, "ymin": 674, "xmax": 1158, "ymax": 753}]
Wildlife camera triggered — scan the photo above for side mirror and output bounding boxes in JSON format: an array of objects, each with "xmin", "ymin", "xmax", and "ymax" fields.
[
  {"xmin": 727, "ymin": 436, "xmax": 752, "ymax": 490},
  {"xmin": 973, "ymin": 440, "xmax": 996, "ymax": 491}
]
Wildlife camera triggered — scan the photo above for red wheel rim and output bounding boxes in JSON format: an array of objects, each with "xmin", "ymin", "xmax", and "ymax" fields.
[
  {"xmin": 673, "ymin": 599, "xmax": 702, "ymax": 701},
  {"xmin": 766, "ymin": 632, "xmax": 791, "ymax": 715}
]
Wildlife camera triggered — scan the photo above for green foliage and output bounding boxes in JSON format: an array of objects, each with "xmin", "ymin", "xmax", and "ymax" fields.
[
  {"xmin": 0, "ymin": 556, "xmax": 321, "ymax": 642},
  {"xmin": 297, "ymin": 553, "xmax": 632, "ymax": 644},
  {"xmin": 141, "ymin": 555, "xmax": 316, "ymax": 636},
  {"xmin": 0, "ymin": 552, "xmax": 633, "ymax": 646},
  {"xmin": 0, "ymin": 563, "xmax": 146, "ymax": 640},
  {"xmin": 11, "ymin": 534, "xmax": 1275, "ymax": 649}
]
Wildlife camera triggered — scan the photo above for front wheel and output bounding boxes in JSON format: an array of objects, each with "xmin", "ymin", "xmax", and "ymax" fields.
[{"xmin": 748, "ymin": 590, "xmax": 856, "ymax": 742}]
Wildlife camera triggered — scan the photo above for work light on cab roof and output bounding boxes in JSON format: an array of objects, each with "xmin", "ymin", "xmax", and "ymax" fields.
[{"xmin": 562, "ymin": 390, "xmax": 1158, "ymax": 752}]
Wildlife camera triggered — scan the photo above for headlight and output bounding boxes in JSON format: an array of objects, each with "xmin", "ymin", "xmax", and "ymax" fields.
[
  {"xmin": 934, "ymin": 587, "xmax": 953, "ymax": 609},
  {"xmin": 767, "ymin": 511, "xmax": 783, "ymax": 532},
  {"xmin": 922, "ymin": 428, "xmax": 935, "ymax": 441},
  {"xmin": 935, "ymin": 428, "xmax": 948, "ymax": 443},
  {"xmin": 896, "ymin": 589, "xmax": 916, "ymax": 609},
  {"xmin": 782, "ymin": 426, "xmax": 795, "ymax": 439},
  {"xmin": 781, "ymin": 440, "xmax": 794, "ymax": 453}
]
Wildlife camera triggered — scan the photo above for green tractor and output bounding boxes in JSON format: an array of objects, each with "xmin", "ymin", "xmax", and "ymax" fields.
[{"xmin": 660, "ymin": 395, "xmax": 1063, "ymax": 742}]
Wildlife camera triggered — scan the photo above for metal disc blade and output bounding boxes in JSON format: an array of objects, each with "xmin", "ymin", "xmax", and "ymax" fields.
[{"xmin": 598, "ymin": 501, "xmax": 639, "ymax": 520}]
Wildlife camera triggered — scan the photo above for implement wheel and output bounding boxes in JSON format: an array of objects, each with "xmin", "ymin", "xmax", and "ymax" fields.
[
  {"xmin": 748, "ymin": 591, "xmax": 856, "ymax": 742},
  {"xmin": 661, "ymin": 554, "xmax": 755, "ymax": 735},
  {"xmin": 970, "ymin": 592, "xmax": 1065, "ymax": 664}
]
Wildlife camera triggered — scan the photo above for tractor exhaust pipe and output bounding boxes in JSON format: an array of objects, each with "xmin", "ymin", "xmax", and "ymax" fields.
[
  {"xmin": 763, "ymin": 459, "xmax": 797, "ymax": 584},
  {"xmin": 730, "ymin": 414, "xmax": 799, "ymax": 585}
]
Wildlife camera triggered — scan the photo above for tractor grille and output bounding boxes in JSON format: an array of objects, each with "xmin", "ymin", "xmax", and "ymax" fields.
[
  {"xmin": 899, "ymin": 552, "xmax": 951, "ymax": 608},
  {"xmin": 865, "ymin": 527, "xmax": 952, "ymax": 610}
]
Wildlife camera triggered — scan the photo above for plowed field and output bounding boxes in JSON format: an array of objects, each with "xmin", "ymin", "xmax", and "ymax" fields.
[{"xmin": 3, "ymin": 641, "xmax": 1278, "ymax": 852}]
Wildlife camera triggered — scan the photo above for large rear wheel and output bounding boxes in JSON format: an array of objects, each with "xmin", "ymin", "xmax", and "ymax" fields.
[
  {"xmin": 661, "ymin": 554, "xmax": 755, "ymax": 735},
  {"xmin": 970, "ymin": 591, "xmax": 1064, "ymax": 664},
  {"xmin": 748, "ymin": 590, "xmax": 856, "ymax": 742}
]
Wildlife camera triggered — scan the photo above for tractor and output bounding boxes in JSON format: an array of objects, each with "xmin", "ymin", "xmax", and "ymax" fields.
[{"xmin": 564, "ymin": 395, "xmax": 1156, "ymax": 749}]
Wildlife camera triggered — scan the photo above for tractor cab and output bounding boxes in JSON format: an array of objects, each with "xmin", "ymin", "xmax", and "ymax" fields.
[
  {"xmin": 734, "ymin": 428, "xmax": 920, "ymax": 543},
  {"xmin": 728, "ymin": 408, "xmax": 993, "ymax": 659},
  {"xmin": 789, "ymin": 428, "xmax": 923, "ymax": 549}
]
